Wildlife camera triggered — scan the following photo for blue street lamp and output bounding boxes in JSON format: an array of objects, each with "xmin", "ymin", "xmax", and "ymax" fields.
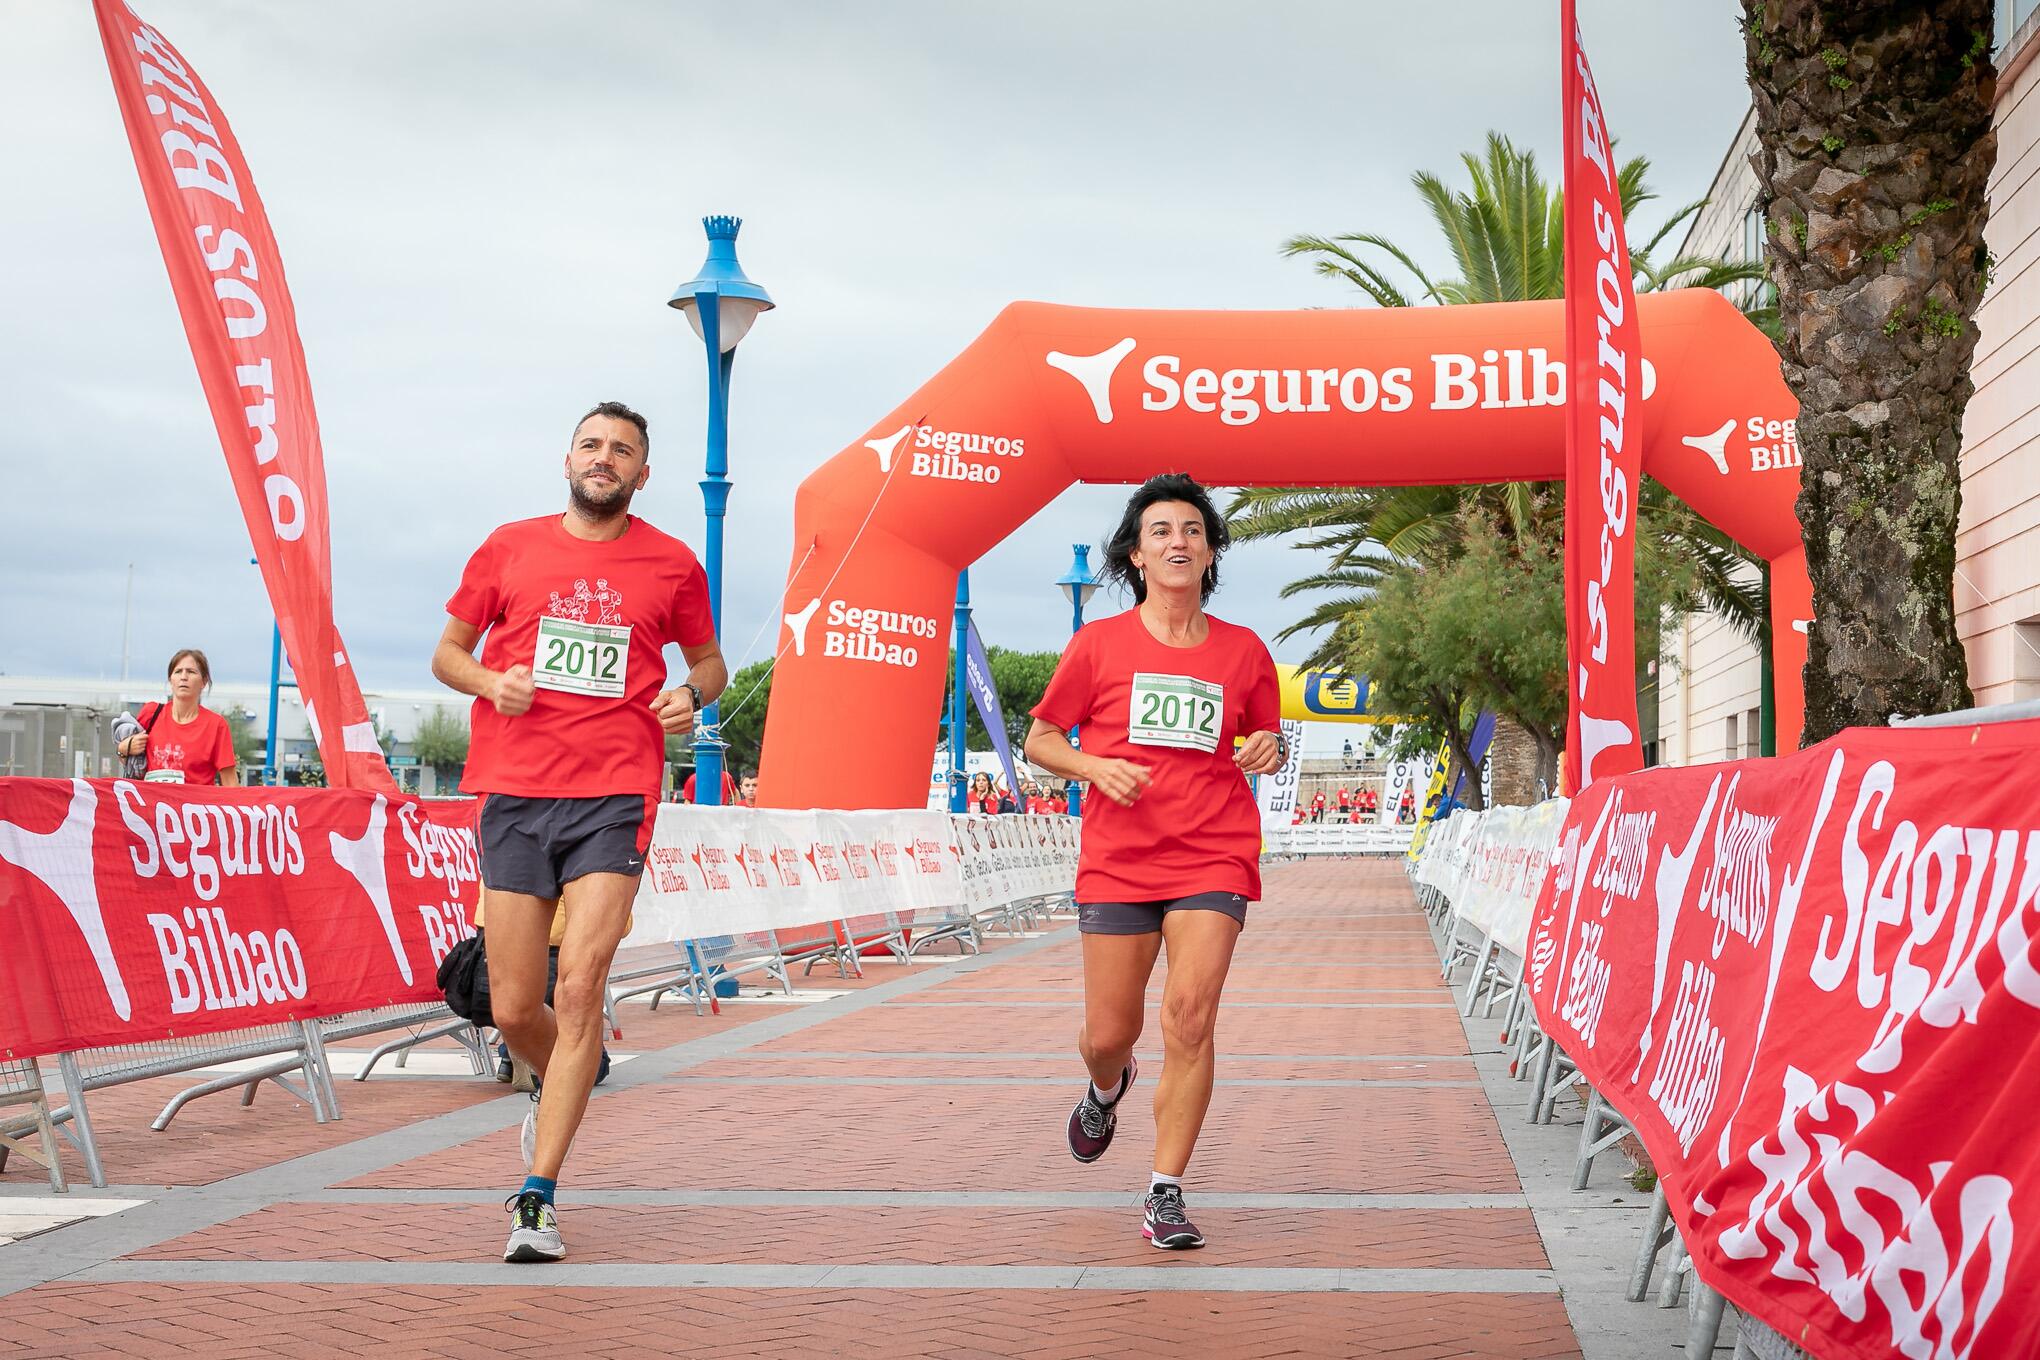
[
  {"xmin": 669, "ymin": 215, "xmax": 773, "ymax": 806},
  {"xmin": 1055, "ymin": 545, "xmax": 1101, "ymax": 816}
]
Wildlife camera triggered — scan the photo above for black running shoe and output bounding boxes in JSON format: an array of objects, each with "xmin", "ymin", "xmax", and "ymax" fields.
[
  {"xmin": 1142, "ymin": 1183, "xmax": 1205, "ymax": 1250},
  {"xmin": 1066, "ymin": 1055, "xmax": 1138, "ymax": 1163}
]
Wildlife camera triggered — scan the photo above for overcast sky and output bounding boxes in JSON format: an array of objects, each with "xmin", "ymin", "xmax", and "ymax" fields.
[{"xmin": 3, "ymin": 0, "xmax": 1754, "ymax": 698}]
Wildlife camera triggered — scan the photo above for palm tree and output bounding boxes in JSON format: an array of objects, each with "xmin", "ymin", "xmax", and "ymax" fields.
[
  {"xmin": 1745, "ymin": 2, "xmax": 1990, "ymax": 740},
  {"xmin": 1237, "ymin": 133, "xmax": 1772, "ymax": 800}
]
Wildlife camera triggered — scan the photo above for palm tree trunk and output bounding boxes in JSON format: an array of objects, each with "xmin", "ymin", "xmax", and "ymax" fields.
[
  {"xmin": 1746, "ymin": 1, "xmax": 1991, "ymax": 739},
  {"xmin": 1487, "ymin": 719, "xmax": 1541, "ymax": 806}
]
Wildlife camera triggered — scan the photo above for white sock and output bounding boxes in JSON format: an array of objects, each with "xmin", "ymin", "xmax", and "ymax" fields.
[
  {"xmin": 1149, "ymin": 1171, "xmax": 1182, "ymax": 1194},
  {"xmin": 1091, "ymin": 1069, "xmax": 1126, "ymax": 1104}
]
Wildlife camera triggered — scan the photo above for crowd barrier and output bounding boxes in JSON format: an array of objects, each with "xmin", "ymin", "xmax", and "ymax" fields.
[
  {"xmin": 1264, "ymin": 821, "xmax": 1416, "ymax": 857},
  {"xmin": 1509, "ymin": 715, "xmax": 2040, "ymax": 1360},
  {"xmin": 0, "ymin": 778, "xmax": 1076, "ymax": 1189}
]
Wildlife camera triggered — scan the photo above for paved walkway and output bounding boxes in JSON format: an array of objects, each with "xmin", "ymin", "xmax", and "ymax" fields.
[{"xmin": 0, "ymin": 861, "xmax": 1604, "ymax": 1358}]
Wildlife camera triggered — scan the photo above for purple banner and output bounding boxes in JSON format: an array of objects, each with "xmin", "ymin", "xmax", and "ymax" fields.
[{"xmin": 963, "ymin": 620, "xmax": 1020, "ymax": 800}]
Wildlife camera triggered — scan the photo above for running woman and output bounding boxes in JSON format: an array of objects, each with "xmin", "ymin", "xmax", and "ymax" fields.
[
  {"xmin": 1023, "ymin": 473, "xmax": 1283, "ymax": 1249},
  {"xmin": 432, "ymin": 401, "xmax": 726, "ymax": 1263}
]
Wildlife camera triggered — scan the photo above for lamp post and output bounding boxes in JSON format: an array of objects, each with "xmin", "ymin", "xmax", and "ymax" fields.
[
  {"xmin": 948, "ymin": 571, "xmax": 971, "ymax": 813},
  {"xmin": 668, "ymin": 215, "xmax": 773, "ymax": 806},
  {"xmin": 1055, "ymin": 545, "xmax": 1101, "ymax": 816}
]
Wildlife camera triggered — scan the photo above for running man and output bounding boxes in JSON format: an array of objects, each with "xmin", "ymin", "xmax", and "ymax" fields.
[
  {"xmin": 432, "ymin": 400, "xmax": 726, "ymax": 1262},
  {"xmin": 1023, "ymin": 473, "xmax": 1283, "ymax": 1249}
]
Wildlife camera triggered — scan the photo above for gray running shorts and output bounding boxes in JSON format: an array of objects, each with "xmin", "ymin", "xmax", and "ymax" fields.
[
  {"xmin": 1078, "ymin": 891, "xmax": 1249, "ymax": 935},
  {"xmin": 479, "ymin": 793, "xmax": 653, "ymax": 900}
]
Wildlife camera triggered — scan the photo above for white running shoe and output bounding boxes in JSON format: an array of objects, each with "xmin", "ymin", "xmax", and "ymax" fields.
[{"xmin": 503, "ymin": 1191, "xmax": 564, "ymax": 1263}]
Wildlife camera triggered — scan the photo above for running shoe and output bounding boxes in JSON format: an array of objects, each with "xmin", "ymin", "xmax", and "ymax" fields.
[
  {"xmin": 520, "ymin": 1096, "xmax": 537, "ymax": 1172},
  {"xmin": 1142, "ymin": 1183, "xmax": 1205, "ymax": 1250},
  {"xmin": 502, "ymin": 1191, "xmax": 564, "ymax": 1263},
  {"xmin": 495, "ymin": 1042, "xmax": 514, "ymax": 1084},
  {"xmin": 1066, "ymin": 1056, "xmax": 1138, "ymax": 1163}
]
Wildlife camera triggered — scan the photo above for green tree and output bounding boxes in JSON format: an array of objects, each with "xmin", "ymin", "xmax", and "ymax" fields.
[
  {"xmin": 1745, "ymin": 2, "xmax": 1990, "ymax": 738},
  {"xmin": 712, "ymin": 658, "xmax": 775, "ymax": 775},
  {"xmin": 412, "ymin": 708, "xmax": 470, "ymax": 780},
  {"xmin": 223, "ymin": 705, "xmax": 263, "ymax": 772},
  {"xmin": 1237, "ymin": 133, "xmax": 1772, "ymax": 798}
]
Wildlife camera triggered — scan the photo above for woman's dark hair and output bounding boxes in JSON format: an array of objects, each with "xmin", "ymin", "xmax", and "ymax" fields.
[
  {"xmin": 166, "ymin": 648, "xmax": 212, "ymax": 688},
  {"xmin": 1101, "ymin": 473, "xmax": 1229, "ymax": 604}
]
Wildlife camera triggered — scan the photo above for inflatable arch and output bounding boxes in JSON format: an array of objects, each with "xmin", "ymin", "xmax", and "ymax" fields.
[{"xmin": 757, "ymin": 290, "xmax": 1805, "ymax": 810}]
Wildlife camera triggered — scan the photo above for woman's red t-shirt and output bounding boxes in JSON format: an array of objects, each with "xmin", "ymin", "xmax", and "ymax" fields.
[
  {"xmin": 142, "ymin": 705, "xmax": 236, "ymax": 786},
  {"xmin": 1031, "ymin": 608, "xmax": 1279, "ymax": 903}
]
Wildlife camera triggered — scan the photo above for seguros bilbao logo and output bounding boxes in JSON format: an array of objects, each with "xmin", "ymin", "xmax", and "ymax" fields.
[
  {"xmin": 1046, "ymin": 337, "xmax": 1669, "ymax": 428},
  {"xmin": 865, "ymin": 423, "xmax": 1026, "ymax": 484},
  {"xmin": 784, "ymin": 597, "xmax": 940, "ymax": 667},
  {"xmin": 1682, "ymin": 417, "xmax": 1800, "ymax": 476}
]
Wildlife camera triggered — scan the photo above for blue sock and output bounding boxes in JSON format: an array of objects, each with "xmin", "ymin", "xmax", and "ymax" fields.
[{"xmin": 520, "ymin": 1175, "xmax": 556, "ymax": 1205}]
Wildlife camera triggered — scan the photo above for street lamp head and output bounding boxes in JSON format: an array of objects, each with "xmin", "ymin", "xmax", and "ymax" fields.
[
  {"xmin": 669, "ymin": 215, "xmax": 774, "ymax": 353},
  {"xmin": 1056, "ymin": 543, "xmax": 1101, "ymax": 610}
]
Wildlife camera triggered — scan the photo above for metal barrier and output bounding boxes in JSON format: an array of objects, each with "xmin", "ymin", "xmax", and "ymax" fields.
[
  {"xmin": 317, "ymin": 1004, "xmax": 489, "ymax": 1085},
  {"xmin": 0, "ymin": 1059, "xmax": 68, "ymax": 1191}
]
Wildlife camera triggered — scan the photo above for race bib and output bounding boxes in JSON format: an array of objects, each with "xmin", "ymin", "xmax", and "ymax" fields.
[
  {"xmin": 533, "ymin": 616, "xmax": 631, "ymax": 697},
  {"xmin": 144, "ymin": 768, "xmax": 185, "ymax": 784},
  {"xmin": 1128, "ymin": 673, "xmax": 1225, "ymax": 753}
]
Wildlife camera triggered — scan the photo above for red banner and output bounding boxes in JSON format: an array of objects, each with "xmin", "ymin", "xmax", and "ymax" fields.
[
  {"xmin": 93, "ymin": 0, "xmax": 392, "ymax": 791},
  {"xmin": 1560, "ymin": 0, "xmax": 1643, "ymax": 791},
  {"xmin": 1526, "ymin": 721, "xmax": 2040, "ymax": 1359},
  {"xmin": 0, "ymin": 780, "xmax": 477, "ymax": 1060}
]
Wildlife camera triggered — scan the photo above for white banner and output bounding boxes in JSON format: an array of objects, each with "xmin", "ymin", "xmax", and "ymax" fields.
[
  {"xmin": 628, "ymin": 807, "xmax": 1076, "ymax": 948},
  {"xmin": 1265, "ymin": 821, "xmax": 1415, "ymax": 857},
  {"xmin": 1256, "ymin": 719, "xmax": 1306, "ymax": 829},
  {"xmin": 1412, "ymin": 799, "xmax": 1567, "ymax": 955}
]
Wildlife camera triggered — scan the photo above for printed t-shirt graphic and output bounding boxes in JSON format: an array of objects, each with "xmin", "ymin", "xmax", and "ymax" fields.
[
  {"xmin": 142, "ymin": 706, "xmax": 236, "ymax": 786},
  {"xmin": 447, "ymin": 515, "xmax": 715, "ymax": 799},
  {"xmin": 1031, "ymin": 609, "xmax": 1279, "ymax": 902}
]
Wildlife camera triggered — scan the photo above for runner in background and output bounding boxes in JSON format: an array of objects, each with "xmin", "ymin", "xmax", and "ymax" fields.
[
  {"xmin": 114, "ymin": 649, "xmax": 241, "ymax": 786},
  {"xmin": 1024, "ymin": 473, "xmax": 1282, "ymax": 1250},
  {"xmin": 431, "ymin": 401, "xmax": 726, "ymax": 1264}
]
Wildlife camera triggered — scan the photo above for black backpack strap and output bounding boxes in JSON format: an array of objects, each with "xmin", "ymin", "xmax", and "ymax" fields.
[{"xmin": 140, "ymin": 701, "xmax": 164, "ymax": 731}]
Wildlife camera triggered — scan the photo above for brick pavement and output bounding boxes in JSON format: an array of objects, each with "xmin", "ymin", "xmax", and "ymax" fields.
[{"xmin": 0, "ymin": 860, "xmax": 1585, "ymax": 1358}]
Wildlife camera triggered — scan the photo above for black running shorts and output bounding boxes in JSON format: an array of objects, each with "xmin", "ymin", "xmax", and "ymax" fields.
[
  {"xmin": 1077, "ymin": 891, "xmax": 1249, "ymax": 935},
  {"xmin": 479, "ymin": 793, "xmax": 654, "ymax": 899}
]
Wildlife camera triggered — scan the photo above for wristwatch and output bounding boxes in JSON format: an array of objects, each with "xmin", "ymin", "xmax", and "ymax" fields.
[
  {"xmin": 681, "ymin": 682, "xmax": 704, "ymax": 711},
  {"xmin": 1273, "ymin": 729, "xmax": 1290, "ymax": 764}
]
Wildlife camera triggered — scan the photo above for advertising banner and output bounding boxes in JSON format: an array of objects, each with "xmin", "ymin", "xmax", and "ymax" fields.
[
  {"xmin": 1256, "ymin": 718, "xmax": 1306, "ymax": 829},
  {"xmin": 963, "ymin": 620, "xmax": 1021, "ymax": 797},
  {"xmin": 0, "ymin": 780, "xmax": 477, "ymax": 1060},
  {"xmin": 1525, "ymin": 719, "xmax": 2040, "ymax": 1360},
  {"xmin": 1559, "ymin": 0, "xmax": 1644, "ymax": 791},
  {"xmin": 92, "ymin": 0, "xmax": 392, "ymax": 790}
]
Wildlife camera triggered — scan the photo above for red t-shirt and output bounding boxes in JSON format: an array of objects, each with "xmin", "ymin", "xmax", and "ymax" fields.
[
  {"xmin": 447, "ymin": 515, "xmax": 715, "ymax": 799},
  {"xmin": 141, "ymin": 705, "xmax": 235, "ymax": 786},
  {"xmin": 681, "ymin": 770, "xmax": 737, "ymax": 803},
  {"xmin": 1031, "ymin": 609, "xmax": 1279, "ymax": 902}
]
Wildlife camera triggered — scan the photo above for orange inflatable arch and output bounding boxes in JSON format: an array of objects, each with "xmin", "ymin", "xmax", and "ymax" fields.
[{"xmin": 757, "ymin": 289, "xmax": 1804, "ymax": 809}]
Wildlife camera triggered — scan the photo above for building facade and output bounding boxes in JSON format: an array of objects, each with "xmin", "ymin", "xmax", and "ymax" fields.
[{"xmin": 1658, "ymin": 7, "xmax": 2040, "ymax": 762}]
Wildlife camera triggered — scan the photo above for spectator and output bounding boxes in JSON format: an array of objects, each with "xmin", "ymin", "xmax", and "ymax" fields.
[
  {"xmin": 1396, "ymin": 787, "xmax": 1417, "ymax": 824},
  {"xmin": 1310, "ymin": 790, "xmax": 1327, "ymax": 823},
  {"xmin": 1342, "ymin": 738, "xmax": 1353, "ymax": 766},
  {"xmin": 114, "ymin": 648, "xmax": 240, "ymax": 786},
  {"xmin": 1336, "ymin": 786, "xmax": 1351, "ymax": 815},
  {"xmin": 968, "ymin": 771, "xmax": 999, "ymax": 815},
  {"xmin": 738, "ymin": 769, "xmax": 759, "ymax": 807},
  {"xmin": 996, "ymin": 782, "xmax": 1018, "ymax": 814}
]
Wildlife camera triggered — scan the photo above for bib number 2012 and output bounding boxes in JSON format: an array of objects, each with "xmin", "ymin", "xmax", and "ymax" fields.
[
  {"xmin": 534, "ymin": 617, "xmax": 631, "ymax": 698},
  {"xmin": 1128, "ymin": 673, "xmax": 1224, "ymax": 753}
]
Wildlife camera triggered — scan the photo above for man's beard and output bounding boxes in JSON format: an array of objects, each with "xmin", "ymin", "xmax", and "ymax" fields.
[{"xmin": 569, "ymin": 472, "xmax": 635, "ymax": 519}]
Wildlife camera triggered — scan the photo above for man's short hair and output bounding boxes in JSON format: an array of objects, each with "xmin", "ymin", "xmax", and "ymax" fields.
[{"xmin": 574, "ymin": 401, "xmax": 650, "ymax": 458}]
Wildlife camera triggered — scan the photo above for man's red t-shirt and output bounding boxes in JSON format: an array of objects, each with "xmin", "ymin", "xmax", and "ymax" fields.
[
  {"xmin": 447, "ymin": 515, "xmax": 715, "ymax": 800},
  {"xmin": 142, "ymin": 705, "xmax": 236, "ymax": 786},
  {"xmin": 1031, "ymin": 609, "xmax": 1278, "ymax": 903}
]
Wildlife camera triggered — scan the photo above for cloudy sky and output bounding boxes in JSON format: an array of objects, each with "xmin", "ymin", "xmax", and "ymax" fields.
[{"xmin": 3, "ymin": 0, "xmax": 1753, "ymax": 699}]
